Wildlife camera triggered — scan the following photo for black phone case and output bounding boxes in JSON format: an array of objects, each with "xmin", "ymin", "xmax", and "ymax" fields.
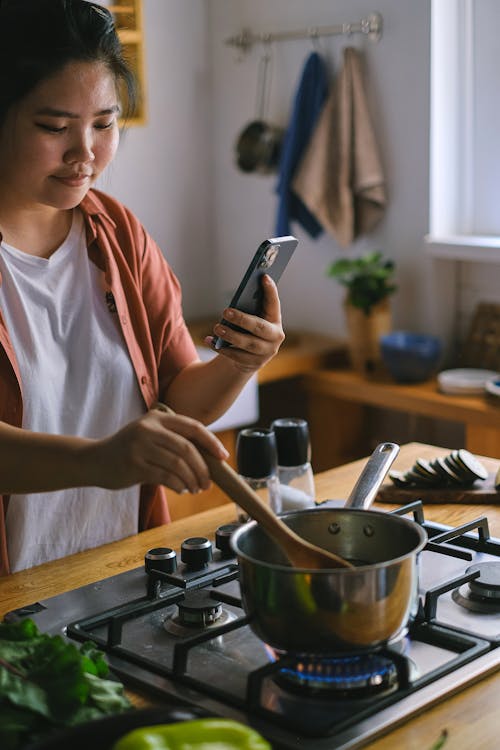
[{"xmin": 213, "ymin": 235, "xmax": 298, "ymax": 350}]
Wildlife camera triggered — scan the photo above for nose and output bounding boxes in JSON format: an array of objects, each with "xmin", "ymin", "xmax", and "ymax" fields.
[{"xmin": 63, "ymin": 130, "xmax": 96, "ymax": 166}]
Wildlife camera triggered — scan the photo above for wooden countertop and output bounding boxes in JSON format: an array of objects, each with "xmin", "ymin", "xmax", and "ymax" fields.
[{"xmin": 2, "ymin": 442, "xmax": 500, "ymax": 749}]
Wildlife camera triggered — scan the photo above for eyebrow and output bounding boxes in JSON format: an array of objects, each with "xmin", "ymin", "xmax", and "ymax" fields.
[{"xmin": 34, "ymin": 106, "xmax": 121, "ymax": 118}]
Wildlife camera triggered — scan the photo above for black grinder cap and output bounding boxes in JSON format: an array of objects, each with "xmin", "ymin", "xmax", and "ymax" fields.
[
  {"xmin": 236, "ymin": 427, "xmax": 278, "ymax": 478},
  {"xmin": 271, "ymin": 417, "xmax": 311, "ymax": 467}
]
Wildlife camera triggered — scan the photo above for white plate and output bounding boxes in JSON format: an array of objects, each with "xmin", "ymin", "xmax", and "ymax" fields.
[{"xmin": 437, "ymin": 368, "xmax": 500, "ymax": 395}]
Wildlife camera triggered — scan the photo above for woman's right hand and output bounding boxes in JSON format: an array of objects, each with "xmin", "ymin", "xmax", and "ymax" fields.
[{"xmin": 92, "ymin": 409, "xmax": 229, "ymax": 494}]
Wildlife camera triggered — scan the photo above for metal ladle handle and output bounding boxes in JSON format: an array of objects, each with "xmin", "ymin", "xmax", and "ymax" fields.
[
  {"xmin": 345, "ymin": 442, "xmax": 400, "ymax": 510},
  {"xmin": 255, "ymin": 42, "xmax": 272, "ymax": 120}
]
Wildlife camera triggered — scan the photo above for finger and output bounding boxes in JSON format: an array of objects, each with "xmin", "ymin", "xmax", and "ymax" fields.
[
  {"xmin": 121, "ymin": 410, "xmax": 214, "ymax": 491},
  {"xmin": 147, "ymin": 425, "xmax": 214, "ymax": 490},
  {"xmin": 154, "ymin": 411, "xmax": 229, "ymax": 461},
  {"xmin": 135, "ymin": 454, "xmax": 196, "ymax": 493},
  {"xmin": 141, "ymin": 442, "xmax": 208, "ymax": 493},
  {"xmin": 260, "ymin": 274, "xmax": 282, "ymax": 323},
  {"xmin": 213, "ymin": 324, "xmax": 268, "ymax": 356},
  {"xmin": 216, "ymin": 310, "xmax": 276, "ymax": 345}
]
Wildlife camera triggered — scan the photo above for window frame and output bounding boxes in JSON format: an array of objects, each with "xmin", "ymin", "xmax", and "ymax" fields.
[{"xmin": 426, "ymin": 0, "xmax": 500, "ymax": 262}]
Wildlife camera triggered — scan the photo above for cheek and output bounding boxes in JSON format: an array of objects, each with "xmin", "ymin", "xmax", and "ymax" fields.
[
  {"xmin": 96, "ymin": 131, "xmax": 119, "ymax": 167},
  {"xmin": 6, "ymin": 138, "xmax": 55, "ymax": 177}
]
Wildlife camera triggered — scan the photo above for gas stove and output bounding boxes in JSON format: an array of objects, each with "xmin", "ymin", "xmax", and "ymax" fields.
[{"xmin": 6, "ymin": 501, "xmax": 500, "ymax": 750}]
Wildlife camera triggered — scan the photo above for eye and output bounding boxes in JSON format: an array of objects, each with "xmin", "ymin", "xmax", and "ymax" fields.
[
  {"xmin": 94, "ymin": 120, "xmax": 116, "ymax": 130},
  {"xmin": 36, "ymin": 123, "xmax": 66, "ymax": 134}
]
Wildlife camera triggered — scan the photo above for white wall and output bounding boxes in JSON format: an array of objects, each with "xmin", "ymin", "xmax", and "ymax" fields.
[
  {"xmin": 98, "ymin": 0, "xmax": 217, "ymax": 318},
  {"xmin": 208, "ymin": 0, "xmax": 437, "ymax": 340},
  {"xmin": 101, "ymin": 1, "xmax": 456, "ymax": 345}
]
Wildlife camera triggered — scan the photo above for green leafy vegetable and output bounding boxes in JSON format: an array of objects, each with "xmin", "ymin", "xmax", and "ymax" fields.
[{"xmin": 0, "ymin": 618, "xmax": 131, "ymax": 749}]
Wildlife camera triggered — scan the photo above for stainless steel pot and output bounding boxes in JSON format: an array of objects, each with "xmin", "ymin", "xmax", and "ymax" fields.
[{"xmin": 231, "ymin": 444, "xmax": 428, "ymax": 654}]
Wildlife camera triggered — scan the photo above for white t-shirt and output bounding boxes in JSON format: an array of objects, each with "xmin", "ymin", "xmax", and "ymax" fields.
[{"xmin": 0, "ymin": 210, "xmax": 145, "ymax": 572}]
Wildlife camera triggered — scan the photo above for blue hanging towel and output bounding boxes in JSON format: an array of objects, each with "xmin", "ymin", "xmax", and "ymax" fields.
[{"xmin": 274, "ymin": 51, "xmax": 329, "ymax": 238}]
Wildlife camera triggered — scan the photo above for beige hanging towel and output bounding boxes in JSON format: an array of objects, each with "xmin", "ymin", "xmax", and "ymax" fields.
[{"xmin": 292, "ymin": 46, "xmax": 386, "ymax": 247}]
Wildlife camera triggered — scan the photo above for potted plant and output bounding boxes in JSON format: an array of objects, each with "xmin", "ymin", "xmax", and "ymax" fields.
[{"xmin": 326, "ymin": 251, "xmax": 397, "ymax": 374}]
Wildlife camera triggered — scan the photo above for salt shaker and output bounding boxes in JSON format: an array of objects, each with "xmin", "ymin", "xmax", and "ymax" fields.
[
  {"xmin": 235, "ymin": 427, "xmax": 281, "ymax": 523},
  {"xmin": 271, "ymin": 417, "xmax": 315, "ymax": 510}
]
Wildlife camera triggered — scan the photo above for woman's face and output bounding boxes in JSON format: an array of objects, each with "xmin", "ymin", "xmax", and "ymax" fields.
[{"xmin": 0, "ymin": 60, "xmax": 120, "ymax": 212}]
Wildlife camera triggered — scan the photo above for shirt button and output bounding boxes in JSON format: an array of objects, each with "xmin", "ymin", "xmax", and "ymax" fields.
[
  {"xmin": 141, "ymin": 376, "xmax": 148, "ymax": 385},
  {"xmin": 121, "ymin": 315, "xmax": 127, "ymax": 325}
]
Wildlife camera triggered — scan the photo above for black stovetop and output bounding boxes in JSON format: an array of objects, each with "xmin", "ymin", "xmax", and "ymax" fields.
[{"xmin": 6, "ymin": 502, "xmax": 500, "ymax": 750}]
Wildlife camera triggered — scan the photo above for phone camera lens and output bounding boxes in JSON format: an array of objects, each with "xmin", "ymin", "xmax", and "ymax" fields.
[{"xmin": 261, "ymin": 246, "xmax": 279, "ymax": 268}]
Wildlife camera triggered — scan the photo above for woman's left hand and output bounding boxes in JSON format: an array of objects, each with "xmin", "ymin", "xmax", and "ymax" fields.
[{"xmin": 207, "ymin": 274, "xmax": 285, "ymax": 373}]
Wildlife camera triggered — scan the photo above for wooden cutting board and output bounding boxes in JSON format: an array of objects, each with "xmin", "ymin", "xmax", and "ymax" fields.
[{"xmin": 376, "ymin": 471, "xmax": 500, "ymax": 504}]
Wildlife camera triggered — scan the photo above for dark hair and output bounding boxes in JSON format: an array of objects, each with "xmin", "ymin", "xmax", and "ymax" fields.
[{"xmin": 0, "ymin": 0, "xmax": 137, "ymax": 123}]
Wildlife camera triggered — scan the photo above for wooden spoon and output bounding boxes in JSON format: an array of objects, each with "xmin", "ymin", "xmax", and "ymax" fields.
[{"xmin": 153, "ymin": 403, "xmax": 352, "ymax": 569}]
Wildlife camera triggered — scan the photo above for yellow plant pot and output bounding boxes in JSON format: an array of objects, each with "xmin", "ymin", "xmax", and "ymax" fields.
[{"xmin": 344, "ymin": 299, "xmax": 392, "ymax": 375}]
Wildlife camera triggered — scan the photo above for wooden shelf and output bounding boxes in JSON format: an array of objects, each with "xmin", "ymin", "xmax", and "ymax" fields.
[
  {"xmin": 304, "ymin": 368, "xmax": 500, "ymax": 470},
  {"xmin": 108, "ymin": 4, "xmax": 136, "ymax": 12},
  {"xmin": 118, "ymin": 29, "xmax": 142, "ymax": 44},
  {"xmin": 306, "ymin": 369, "xmax": 500, "ymax": 428},
  {"xmin": 187, "ymin": 319, "xmax": 347, "ymax": 384},
  {"xmin": 108, "ymin": 0, "xmax": 146, "ymax": 126}
]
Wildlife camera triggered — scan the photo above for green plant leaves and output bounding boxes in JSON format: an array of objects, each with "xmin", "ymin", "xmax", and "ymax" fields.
[
  {"xmin": 326, "ymin": 251, "xmax": 397, "ymax": 315},
  {"xmin": 0, "ymin": 619, "xmax": 131, "ymax": 749}
]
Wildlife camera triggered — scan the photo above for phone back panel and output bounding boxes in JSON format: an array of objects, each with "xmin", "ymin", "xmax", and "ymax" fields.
[
  {"xmin": 212, "ymin": 235, "xmax": 298, "ymax": 349},
  {"xmin": 230, "ymin": 236, "xmax": 298, "ymax": 315}
]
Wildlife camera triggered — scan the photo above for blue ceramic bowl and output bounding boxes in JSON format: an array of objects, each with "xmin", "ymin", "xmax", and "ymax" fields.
[{"xmin": 380, "ymin": 331, "xmax": 442, "ymax": 383}]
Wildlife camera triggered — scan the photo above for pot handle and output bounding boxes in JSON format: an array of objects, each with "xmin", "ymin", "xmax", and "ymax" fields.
[
  {"xmin": 345, "ymin": 442, "xmax": 400, "ymax": 510},
  {"xmin": 255, "ymin": 43, "xmax": 272, "ymax": 120}
]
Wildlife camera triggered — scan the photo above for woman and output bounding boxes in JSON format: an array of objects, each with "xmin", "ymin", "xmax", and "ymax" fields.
[{"xmin": 0, "ymin": 0, "xmax": 285, "ymax": 575}]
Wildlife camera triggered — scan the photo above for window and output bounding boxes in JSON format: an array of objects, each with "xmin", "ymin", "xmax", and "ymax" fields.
[{"xmin": 427, "ymin": 0, "xmax": 500, "ymax": 261}]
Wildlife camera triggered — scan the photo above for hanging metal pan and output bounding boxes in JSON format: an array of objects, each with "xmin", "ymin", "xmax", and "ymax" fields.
[{"xmin": 235, "ymin": 46, "xmax": 283, "ymax": 174}]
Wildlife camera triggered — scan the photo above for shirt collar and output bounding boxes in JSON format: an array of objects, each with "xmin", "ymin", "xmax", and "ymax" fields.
[{"xmin": 79, "ymin": 191, "xmax": 116, "ymax": 272}]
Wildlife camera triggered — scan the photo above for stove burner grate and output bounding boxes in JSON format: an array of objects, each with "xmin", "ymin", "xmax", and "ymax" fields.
[
  {"xmin": 467, "ymin": 562, "xmax": 500, "ymax": 600},
  {"xmin": 452, "ymin": 562, "xmax": 500, "ymax": 613},
  {"xmin": 164, "ymin": 589, "xmax": 237, "ymax": 636}
]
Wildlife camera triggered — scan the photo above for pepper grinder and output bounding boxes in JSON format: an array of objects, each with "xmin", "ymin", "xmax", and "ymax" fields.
[
  {"xmin": 235, "ymin": 427, "xmax": 281, "ymax": 523},
  {"xmin": 271, "ymin": 417, "xmax": 315, "ymax": 510}
]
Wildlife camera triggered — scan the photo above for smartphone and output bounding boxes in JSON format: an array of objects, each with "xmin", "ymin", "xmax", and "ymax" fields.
[{"xmin": 212, "ymin": 235, "xmax": 298, "ymax": 350}]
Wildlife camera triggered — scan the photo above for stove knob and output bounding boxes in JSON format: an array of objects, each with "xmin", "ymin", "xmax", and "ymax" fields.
[
  {"xmin": 180, "ymin": 537, "xmax": 213, "ymax": 569},
  {"xmin": 215, "ymin": 523, "xmax": 240, "ymax": 558},
  {"xmin": 145, "ymin": 547, "xmax": 177, "ymax": 575}
]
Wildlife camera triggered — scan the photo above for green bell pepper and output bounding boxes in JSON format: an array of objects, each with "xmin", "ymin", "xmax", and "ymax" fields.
[{"xmin": 112, "ymin": 718, "xmax": 272, "ymax": 750}]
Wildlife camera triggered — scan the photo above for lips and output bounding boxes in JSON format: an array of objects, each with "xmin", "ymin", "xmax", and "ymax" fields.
[{"xmin": 52, "ymin": 173, "xmax": 93, "ymax": 187}]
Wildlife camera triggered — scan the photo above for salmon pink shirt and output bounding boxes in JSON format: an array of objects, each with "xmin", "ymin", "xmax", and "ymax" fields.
[{"xmin": 0, "ymin": 189, "xmax": 198, "ymax": 576}]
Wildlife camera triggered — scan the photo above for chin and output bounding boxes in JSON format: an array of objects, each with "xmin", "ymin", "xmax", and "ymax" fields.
[
  {"xmin": 43, "ymin": 185, "xmax": 93, "ymax": 210},
  {"xmin": 59, "ymin": 195, "xmax": 89, "ymax": 210}
]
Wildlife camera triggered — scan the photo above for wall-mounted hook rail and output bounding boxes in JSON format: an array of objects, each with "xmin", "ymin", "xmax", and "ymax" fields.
[{"xmin": 225, "ymin": 11, "xmax": 383, "ymax": 54}]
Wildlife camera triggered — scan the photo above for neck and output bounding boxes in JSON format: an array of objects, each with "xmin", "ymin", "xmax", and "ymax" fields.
[{"xmin": 0, "ymin": 207, "xmax": 73, "ymax": 258}]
